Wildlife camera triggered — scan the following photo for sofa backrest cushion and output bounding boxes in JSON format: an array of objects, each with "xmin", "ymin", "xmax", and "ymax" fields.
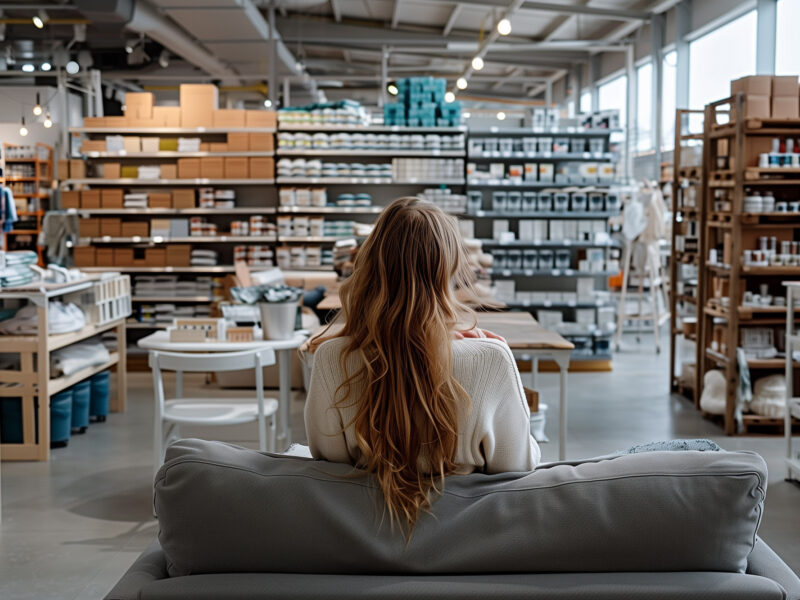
[{"xmin": 155, "ymin": 439, "xmax": 766, "ymax": 577}]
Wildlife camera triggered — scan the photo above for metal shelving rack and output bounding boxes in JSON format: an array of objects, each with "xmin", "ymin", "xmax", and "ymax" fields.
[
  {"xmin": 464, "ymin": 127, "xmax": 622, "ymax": 370},
  {"xmin": 67, "ymin": 124, "xmax": 278, "ymax": 334},
  {"xmin": 669, "ymin": 109, "xmax": 706, "ymax": 402},
  {"xmin": 699, "ymin": 95, "xmax": 800, "ymax": 434}
]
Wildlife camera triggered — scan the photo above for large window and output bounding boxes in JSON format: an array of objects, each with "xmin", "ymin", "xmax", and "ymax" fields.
[
  {"xmin": 580, "ymin": 90, "xmax": 591, "ymax": 114},
  {"xmin": 689, "ymin": 10, "xmax": 756, "ymax": 108},
  {"xmin": 662, "ymin": 50, "xmax": 676, "ymax": 151},
  {"xmin": 636, "ymin": 61, "xmax": 652, "ymax": 151},
  {"xmin": 598, "ymin": 75, "xmax": 627, "ymax": 127},
  {"xmin": 777, "ymin": 0, "xmax": 800, "ymax": 75}
]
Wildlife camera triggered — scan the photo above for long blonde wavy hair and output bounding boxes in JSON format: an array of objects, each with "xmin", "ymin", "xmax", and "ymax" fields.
[{"xmin": 309, "ymin": 196, "xmax": 481, "ymax": 535}]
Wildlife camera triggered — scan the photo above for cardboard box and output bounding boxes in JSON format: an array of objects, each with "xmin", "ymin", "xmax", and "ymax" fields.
[
  {"xmin": 73, "ymin": 246, "xmax": 95, "ymax": 267},
  {"xmin": 772, "ymin": 95, "xmax": 799, "ymax": 119},
  {"xmin": 177, "ymin": 158, "xmax": 200, "ymax": 179},
  {"xmin": 82, "ymin": 117, "xmax": 106, "ymax": 128},
  {"xmin": 149, "ymin": 192, "xmax": 172, "ymax": 209},
  {"xmin": 249, "ymin": 157, "xmax": 274, "ymax": 179},
  {"xmin": 99, "ymin": 218, "xmax": 121, "ymax": 237},
  {"xmin": 101, "ymin": 189, "xmax": 124, "ymax": 209},
  {"xmin": 123, "ymin": 136, "xmax": 141, "ymax": 153},
  {"xmin": 125, "ymin": 92, "xmax": 154, "ymax": 114},
  {"xmin": 200, "ymin": 157, "xmax": 224, "ymax": 179},
  {"xmin": 150, "ymin": 219, "xmax": 172, "ymax": 237},
  {"xmin": 81, "ymin": 140, "xmax": 107, "ymax": 153},
  {"xmin": 172, "ymin": 189, "xmax": 196, "ymax": 209},
  {"xmin": 213, "ymin": 109, "xmax": 246, "ymax": 128},
  {"xmin": 120, "ymin": 165, "xmax": 139, "ymax": 178},
  {"xmin": 741, "ymin": 95, "xmax": 771, "ymax": 119},
  {"xmin": 96, "ymin": 248, "xmax": 115, "ymax": 267},
  {"xmin": 80, "ymin": 190, "xmax": 101, "ymax": 209},
  {"xmin": 166, "ymin": 245, "xmax": 192, "ymax": 267},
  {"xmin": 199, "ymin": 143, "xmax": 210, "ymax": 151},
  {"xmin": 104, "ymin": 116, "xmax": 128, "ymax": 128},
  {"xmin": 57, "ymin": 159, "xmax": 70, "ymax": 180},
  {"xmin": 61, "ymin": 190, "xmax": 80, "ymax": 209},
  {"xmin": 248, "ymin": 133, "xmax": 273, "ymax": 152},
  {"xmin": 160, "ymin": 164, "xmax": 178, "ymax": 179},
  {"xmin": 209, "ymin": 142, "xmax": 228, "ymax": 153},
  {"xmin": 731, "ymin": 75, "xmax": 772, "ymax": 96},
  {"xmin": 79, "ymin": 218, "xmax": 99, "ymax": 238},
  {"xmin": 113, "ymin": 248, "xmax": 134, "ymax": 267},
  {"xmin": 103, "ymin": 162, "xmax": 121, "ymax": 179},
  {"xmin": 121, "ymin": 221, "xmax": 149, "ymax": 237},
  {"xmin": 153, "ymin": 106, "xmax": 181, "ymax": 127},
  {"xmin": 224, "ymin": 157, "xmax": 249, "ymax": 179},
  {"xmin": 772, "ymin": 75, "xmax": 799, "ymax": 97},
  {"xmin": 70, "ymin": 159, "xmax": 86, "ymax": 179},
  {"xmin": 159, "ymin": 138, "xmax": 179, "ymax": 152},
  {"xmin": 145, "ymin": 247, "xmax": 167, "ymax": 266},
  {"xmin": 141, "ymin": 137, "xmax": 160, "ymax": 153},
  {"xmin": 245, "ymin": 110, "xmax": 277, "ymax": 128},
  {"xmin": 179, "ymin": 84, "xmax": 218, "ymax": 128},
  {"xmin": 227, "ymin": 132, "xmax": 249, "ymax": 151}
]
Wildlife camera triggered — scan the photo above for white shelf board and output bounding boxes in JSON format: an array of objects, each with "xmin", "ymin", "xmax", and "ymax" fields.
[
  {"xmin": 467, "ymin": 179, "xmax": 617, "ymax": 188},
  {"xmin": 277, "ymin": 149, "xmax": 465, "ymax": 157},
  {"xmin": 469, "ymin": 152, "xmax": 614, "ymax": 161},
  {"xmin": 467, "ymin": 210, "xmax": 618, "ymax": 219},
  {"xmin": 70, "ymin": 127, "xmax": 276, "ymax": 134},
  {"xmin": 82, "ymin": 266, "xmax": 241, "ymax": 273},
  {"xmin": 488, "ymin": 269, "xmax": 619, "ymax": 278},
  {"xmin": 476, "ymin": 238, "xmax": 621, "ymax": 248},
  {"xmin": 278, "ymin": 236, "xmax": 354, "ymax": 243},
  {"xmin": 278, "ymin": 206, "xmax": 383, "ymax": 214},
  {"xmin": 74, "ymin": 207, "xmax": 276, "ymax": 216},
  {"xmin": 132, "ymin": 296, "xmax": 220, "ymax": 302},
  {"xmin": 48, "ymin": 352, "xmax": 119, "ymax": 396},
  {"xmin": 85, "ymin": 235, "xmax": 276, "ymax": 244},
  {"xmin": 77, "ymin": 151, "xmax": 274, "ymax": 158},
  {"xmin": 277, "ymin": 124, "xmax": 466, "ymax": 133},
  {"xmin": 64, "ymin": 178, "xmax": 274, "ymax": 186}
]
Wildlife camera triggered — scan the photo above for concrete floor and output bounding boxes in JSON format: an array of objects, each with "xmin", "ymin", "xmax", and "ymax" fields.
[{"xmin": 1, "ymin": 334, "xmax": 799, "ymax": 599}]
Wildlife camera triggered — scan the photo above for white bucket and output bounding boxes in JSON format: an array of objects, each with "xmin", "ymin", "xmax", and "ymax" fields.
[
  {"xmin": 259, "ymin": 301, "xmax": 298, "ymax": 340},
  {"xmin": 529, "ymin": 403, "xmax": 549, "ymax": 443}
]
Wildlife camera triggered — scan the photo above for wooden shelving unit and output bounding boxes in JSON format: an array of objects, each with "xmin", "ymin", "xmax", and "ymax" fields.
[
  {"xmin": 2, "ymin": 142, "xmax": 53, "ymax": 265},
  {"xmin": 0, "ymin": 277, "xmax": 128, "ymax": 461},
  {"xmin": 669, "ymin": 109, "xmax": 706, "ymax": 402},
  {"xmin": 698, "ymin": 94, "xmax": 800, "ymax": 434}
]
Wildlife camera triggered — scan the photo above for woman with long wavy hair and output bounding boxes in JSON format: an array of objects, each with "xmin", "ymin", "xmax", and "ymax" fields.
[{"xmin": 305, "ymin": 196, "xmax": 540, "ymax": 536}]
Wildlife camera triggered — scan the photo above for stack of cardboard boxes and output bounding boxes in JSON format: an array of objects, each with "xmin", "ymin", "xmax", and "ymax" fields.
[
  {"xmin": 730, "ymin": 75, "xmax": 799, "ymax": 119},
  {"xmin": 74, "ymin": 244, "xmax": 192, "ymax": 268}
]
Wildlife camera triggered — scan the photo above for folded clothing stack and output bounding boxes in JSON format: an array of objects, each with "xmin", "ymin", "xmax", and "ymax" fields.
[
  {"xmin": 0, "ymin": 251, "xmax": 37, "ymax": 287},
  {"xmin": 124, "ymin": 193, "xmax": 148, "ymax": 208},
  {"xmin": 138, "ymin": 166, "xmax": 162, "ymax": 180},
  {"xmin": 178, "ymin": 138, "xmax": 201, "ymax": 153},
  {"xmin": 50, "ymin": 338, "xmax": 110, "ymax": 377},
  {"xmin": 0, "ymin": 301, "xmax": 86, "ymax": 335},
  {"xmin": 190, "ymin": 249, "xmax": 218, "ymax": 267},
  {"xmin": 134, "ymin": 276, "xmax": 216, "ymax": 300}
]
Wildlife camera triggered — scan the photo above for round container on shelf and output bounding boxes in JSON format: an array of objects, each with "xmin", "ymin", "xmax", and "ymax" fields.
[
  {"xmin": 51, "ymin": 389, "xmax": 73, "ymax": 447},
  {"xmin": 70, "ymin": 380, "xmax": 91, "ymax": 434},
  {"xmin": 89, "ymin": 370, "xmax": 111, "ymax": 422},
  {"xmin": 259, "ymin": 302, "xmax": 298, "ymax": 340}
]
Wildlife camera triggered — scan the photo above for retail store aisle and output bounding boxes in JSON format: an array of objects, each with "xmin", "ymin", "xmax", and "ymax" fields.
[{"xmin": 0, "ymin": 336, "xmax": 798, "ymax": 599}]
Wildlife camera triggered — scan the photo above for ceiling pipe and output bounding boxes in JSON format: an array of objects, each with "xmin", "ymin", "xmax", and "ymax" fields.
[{"xmin": 126, "ymin": 1, "xmax": 241, "ymax": 84}]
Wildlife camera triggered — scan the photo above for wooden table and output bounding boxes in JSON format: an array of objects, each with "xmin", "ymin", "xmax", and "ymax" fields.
[
  {"xmin": 137, "ymin": 330, "xmax": 308, "ymax": 449},
  {"xmin": 476, "ymin": 312, "xmax": 574, "ymax": 460}
]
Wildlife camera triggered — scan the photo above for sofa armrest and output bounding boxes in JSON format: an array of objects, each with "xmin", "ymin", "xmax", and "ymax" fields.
[
  {"xmin": 104, "ymin": 540, "xmax": 169, "ymax": 600},
  {"xmin": 747, "ymin": 537, "xmax": 800, "ymax": 600}
]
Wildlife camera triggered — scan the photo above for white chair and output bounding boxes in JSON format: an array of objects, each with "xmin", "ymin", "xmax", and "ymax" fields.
[{"xmin": 150, "ymin": 348, "xmax": 279, "ymax": 470}]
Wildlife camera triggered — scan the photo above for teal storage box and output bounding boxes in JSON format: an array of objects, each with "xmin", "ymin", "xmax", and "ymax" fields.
[
  {"xmin": 90, "ymin": 370, "xmax": 111, "ymax": 422},
  {"xmin": 0, "ymin": 397, "xmax": 23, "ymax": 443},
  {"xmin": 51, "ymin": 389, "xmax": 72, "ymax": 447},
  {"xmin": 71, "ymin": 380, "xmax": 91, "ymax": 434}
]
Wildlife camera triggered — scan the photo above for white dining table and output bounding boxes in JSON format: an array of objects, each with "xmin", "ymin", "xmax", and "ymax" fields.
[{"xmin": 137, "ymin": 329, "xmax": 309, "ymax": 449}]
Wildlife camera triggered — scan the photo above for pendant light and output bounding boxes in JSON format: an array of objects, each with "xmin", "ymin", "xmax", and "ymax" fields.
[{"xmin": 33, "ymin": 92, "xmax": 42, "ymax": 116}]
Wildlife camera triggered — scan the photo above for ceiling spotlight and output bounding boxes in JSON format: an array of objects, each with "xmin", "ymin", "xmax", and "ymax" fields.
[
  {"xmin": 444, "ymin": 91, "xmax": 455, "ymax": 103},
  {"xmin": 32, "ymin": 16, "xmax": 44, "ymax": 29},
  {"xmin": 497, "ymin": 111, "xmax": 506, "ymax": 121},
  {"xmin": 263, "ymin": 99, "xmax": 272, "ymax": 108},
  {"xmin": 387, "ymin": 83, "xmax": 399, "ymax": 96},
  {"xmin": 33, "ymin": 93, "xmax": 42, "ymax": 116},
  {"xmin": 158, "ymin": 49, "xmax": 169, "ymax": 69},
  {"xmin": 21, "ymin": 63, "xmax": 34, "ymax": 72},
  {"xmin": 456, "ymin": 77, "xmax": 468, "ymax": 90},
  {"xmin": 40, "ymin": 62, "xmax": 51, "ymax": 72},
  {"xmin": 19, "ymin": 116, "xmax": 28, "ymax": 137},
  {"xmin": 471, "ymin": 56, "xmax": 484, "ymax": 70},
  {"xmin": 65, "ymin": 60, "xmax": 79, "ymax": 75},
  {"xmin": 43, "ymin": 112, "xmax": 52, "ymax": 128},
  {"xmin": 497, "ymin": 18, "xmax": 512, "ymax": 35}
]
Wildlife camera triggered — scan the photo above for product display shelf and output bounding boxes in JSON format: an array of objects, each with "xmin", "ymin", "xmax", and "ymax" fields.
[
  {"xmin": 277, "ymin": 124, "xmax": 466, "ymax": 133},
  {"xmin": 786, "ymin": 283, "xmax": 800, "ymax": 481},
  {"xmin": 669, "ymin": 109, "xmax": 706, "ymax": 403},
  {"xmin": 2, "ymin": 142, "xmax": 53, "ymax": 265},
  {"xmin": 278, "ymin": 206, "xmax": 384, "ymax": 214},
  {"xmin": 277, "ymin": 177, "xmax": 465, "ymax": 185},
  {"xmin": 0, "ymin": 276, "xmax": 128, "ymax": 461},
  {"xmin": 70, "ymin": 124, "xmax": 279, "ymax": 349},
  {"xmin": 698, "ymin": 94, "xmax": 800, "ymax": 434},
  {"xmin": 277, "ymin": 149, "xmax": 464, "ymax": 158},
  {"xmin": 466, "ymin": 126, "xmax": 621, "ymax": 370}
]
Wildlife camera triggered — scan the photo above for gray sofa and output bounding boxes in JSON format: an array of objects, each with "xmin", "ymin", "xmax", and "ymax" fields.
[{"xmin": 107, "ymin": 439, "xmax": 800, "ymax": 600}]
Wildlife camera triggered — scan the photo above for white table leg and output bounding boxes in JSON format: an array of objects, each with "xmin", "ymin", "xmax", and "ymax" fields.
[
  {"xmin": 277, "ymin": 348, "xmax": 292, "ymax": 449},
  {"xmin": 552, "ymin": 351, "xmax": 571, "ymax": 461}
]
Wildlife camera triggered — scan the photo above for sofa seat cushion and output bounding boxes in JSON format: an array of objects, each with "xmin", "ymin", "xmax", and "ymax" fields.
[{"xmin": 155, "ymin": 439, "xmax": 766, "ymax": 577}]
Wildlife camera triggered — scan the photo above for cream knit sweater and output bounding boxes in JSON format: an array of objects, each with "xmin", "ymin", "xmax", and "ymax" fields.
[{"xmin": 304, "ymin": 336, "xmax": 541, "ymax": 474}]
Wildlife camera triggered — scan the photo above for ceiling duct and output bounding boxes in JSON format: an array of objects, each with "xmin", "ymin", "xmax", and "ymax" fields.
[{"xmin": 72, "ymin": 0, "xmax": 134, "ymax": 24}]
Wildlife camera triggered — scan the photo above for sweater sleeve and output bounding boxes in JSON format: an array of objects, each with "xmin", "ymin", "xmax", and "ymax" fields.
[
  {"xmin": 479, "ymin": 342, "xmax": 542, "ymax": 473},
  {"xmin": 303, "ymin": 344, "xmax": 353, "ymax": 464}
]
